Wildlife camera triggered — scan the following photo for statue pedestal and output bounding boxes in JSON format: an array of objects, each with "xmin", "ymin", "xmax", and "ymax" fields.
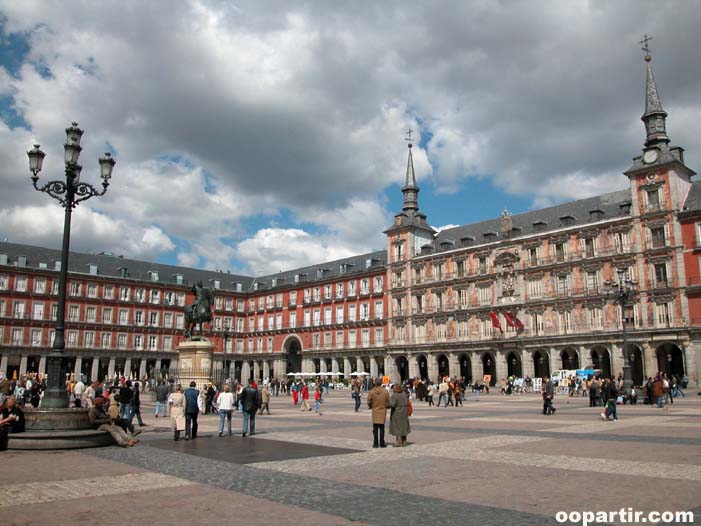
[{"xmin": 177, "ymin": 338, "xmax": 214, "ymax": 389}]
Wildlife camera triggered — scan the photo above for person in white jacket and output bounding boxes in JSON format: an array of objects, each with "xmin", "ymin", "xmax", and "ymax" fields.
[{"xmin": 217, "ymin": 384, "xmax": 236, "ymax": 437}]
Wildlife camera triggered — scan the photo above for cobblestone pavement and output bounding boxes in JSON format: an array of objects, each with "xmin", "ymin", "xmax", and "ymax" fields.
[{"xmin": 2, "ymin": 390, "xmax": 700, "ymax": 525}]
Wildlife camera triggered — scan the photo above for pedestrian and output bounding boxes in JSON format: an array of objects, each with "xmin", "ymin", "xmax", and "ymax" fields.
[
  {"xmin": 118, "ymin": 380, "xmax": 133, "ymax": 421},
  {"xmin": 300, "ymin": 383, "xmax": 311, "ymax": 412},
  {"xmin": 367, "ymin": 377, "xmax": 389, "ymax": 448},
  {"xmin": 542, "ymin": 377, "xmax": 556, "ymax": 415},
  {"xmin": 205, "ymin": 383, "xmax": 216, "ymax": 414},
  {"xmin": 453, "ymin": 382, "xmax": 463, "ymax": 407},
  {"xmin": 438, "ymin": 378, "xmax": 449, "ymax": 407},
  {"xmin": 388, "ymin": 384, "xmax": 411, "ymax": 447},
  {"xmin": 84, "ymin": 381, "xmax": 96, "ymax": 409},
  {"xmin": 183, "ymin": 381, "xmax": 199, "ymax": 440},
  {"xmin": 314, "ymin": 385, "xmax": 323, "ymax": 415},
  {"xmin": 129, "ymin": 385, "xmax": 146, "ymax": 427},
  {"xmin": 652, "ymin": 375, "xmax": 666, "ymax": 409},
  {"xmin": 602, "ymin": 377, "xmax": 619, "ymax": 421},
  {"xmin": 352, "ymin": 379, "xmax": 362, "ymax": 412},
  {"xmin": 426, "ymin": 382, "xmax": 435, "ymax": 406},
  {"xmin": 291, "ymin": 381, "xmax": 299, "ymax": 406},
  {"xmin": 169, "ymin": 384, "xmax": 186, "ymax": 441},
  {"xmin": 239, "ymin": 379, "xmax": 260, "ymax": 437},
  {"xmin": 589, "ymin": 376, "xmax": 600, "ymax": 407},
  {"xmin": 259, "ymin": 384, "xmax": 271, "ymax": 415},
  {"xmin": 154, "ymin": 380, "xmax": 169, "ymax": 418},
  {"xmin": 217, "ymin": 384, "xmax": 235, "ymax": 437}
]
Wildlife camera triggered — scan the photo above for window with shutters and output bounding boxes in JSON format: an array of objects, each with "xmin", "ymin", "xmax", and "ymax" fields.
[
  {"xmin": 303, "ymin": 310, "xmax": 311, "ymax": 327},
  {"xmin": 348, "ymin": 330, "xmax": 357, "ymax": 348},
  {"xmin": 276, "ymin": 314, "xmax": 282, "ymax": 329},
  {"xmin": 32, "ymin": 303, "xmax": 44, "ymax": 320},
  {"xmin": 34, "ymin": 278, "xmax": 46, "ymax": 294},
  {"xmin": 558, "ymin": 311, "xmax": 572, "ymax": 334},
  {"xmin": 68, "ymin": 281, "xmax": 80, "ymax": 296},
  {"xmin": 0, "ymin": 274, "xmax": 8, "ymax": 290},
  {"xmin": 586, "ymin": 271, "xmax": 599, "ymax": 294},
  {"xmin": 84, "ymin": 331, "xmax": 95, "ymax": 348},
  {"xmin": 348, "ymin": 304, "xmax": 357, "ymax": 322},
  {"xmin": 290, "ymin": 312, "xmax": 297, "ymax": 328},
  {"xmin": 360, "ymin": 303, "xmax": 370, "ymax": 320},
  {"xmin": 313, "ymin": 309, "xmax": 321, "ymax": 326},
  {"xmin": 655, "ymin": 302, "xmax": 673, "ymax": 327},
  {"xmin": 459, "ymin": 289, "xmax": 469, "ymax": 309},
  {"xmin": 148, "ymin": 335, "xmax": 158, "ymax": 350},
  {"xmin": 527, "ymin": 278, "xmax": 543, "ymax": 299},
  {"xmin": 478, "ymin": 285, "xmax": 491, "ymax": 305},
  {"xmin": 86, "ymin": 306, "xmax": 96, "ymax": 323},
  {"xmin": 324, "ymin": 307, "xmax": 332, "ymax": 325},
  {"xmin": 135, "ymin": 311, "xmax": 144, "ymax": 326},
  {"xmin": 530, "ymin": 313, "xmax": 544, "ymax": 335},
  {"xmin": 653, "ymin": 263, "xmax": 668, "ymax": 287},
  {"xmin": 335, "ymin": 283, "xmax": 344, "ymax": 298},
  {"xmin": 11, "ymin": 328, "xmax": 23, "ymax": 345},
  {"xmin": 650, "ymin": 226, "xmax": 666, "ymax": 248},
  {"xmin": 336, "ymin": 331, "xmax": 344, "ymax": 349},
  {"xmin": 103, "ymin": 285, "xmax": 114, "ymax": 300},
  {"xmin": 527, "ymin": 247, "xmax": 540, "ymax": 266},
  {"xmin": 101, "ymin": 333, "xmax": 112, "ymax": 349},
  {"xmin": 554, "ymin": 242, "xmax": 567, "ymax": 263},
  {"xmin": 556, "ymin": 274, "xmax": 570, "ymax": 296},
  {"xmin": 582, "ymin": 237, "xmax": 597, "ymax": 258},
  {"xmin": 374, "ymin": 328, "xmax": 384, "ymax": 346},
  {"xmin": 31, "ymin": 329, "xmax": 42, "ymax": 347},
  {"xmin": 336, "ymin": 306, "xmax": 344, "ymax": 324},
  {"xmin": 361, "ymin": 329, "xmax": 370, "ymax": 348},
  {"xmin": 13, "ymin": 301, "xmax": 26, "ymax": 319},
  {"xmin": 374, "ymin": 301, "xmax": 383, "ymax": 319},
  {"xmin": 587, "ymin": 307, "xmax": 603, "ymax": 330},
  {"xmin": 646, "ymin": 189, "xmax": 661, "ymax": 211},
  {"xmin": 373, "ymin": 276, "xmax": 383, "ymax": 292}
]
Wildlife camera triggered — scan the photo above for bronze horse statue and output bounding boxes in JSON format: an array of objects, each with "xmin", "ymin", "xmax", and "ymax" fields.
[{"xmin": 184, "ymin": 281, "xmax": 214, "ymax": 338}]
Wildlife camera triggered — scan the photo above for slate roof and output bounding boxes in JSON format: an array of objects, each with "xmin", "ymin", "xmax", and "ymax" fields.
[
  {"xmin": 682, "ymin": 180, "xmax": 701, "ymax": 214},
  {"xmin": 0, "ymin": 241, "xmax": 387, "ymax": 293},
  {"xmin": 430, "ymin": 188, "xmax": 633, "ymax": 254}
]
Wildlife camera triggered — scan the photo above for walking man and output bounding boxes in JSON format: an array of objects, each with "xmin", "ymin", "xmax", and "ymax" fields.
[
  {"xmin": 352, "ymin": 379, "xmax": 362, "ymax": 412},
  {"xmin": 154, "ymin": 380, "xmax": 169, "ymax": 418},
  {"xmin": 259, "ymin": 384, "xmax": 271, "ymax": 415},
  {"xmin": 367, "ymin": 378, "xmax": 389, "ymax": 448},
  {"xmin": 183, "ymin": 381, "xmax": 199, "ymax": 440},
  {"xmin": 542, "ymin": 377, "xmax": 556, "ymax": 415},
  {"xmin": 240, "ymin": 379, "xmax": 260, "ymax": 437},
  {"xmin": 300, "ymin": 383, "xmax": 311, "ymax": 412}
]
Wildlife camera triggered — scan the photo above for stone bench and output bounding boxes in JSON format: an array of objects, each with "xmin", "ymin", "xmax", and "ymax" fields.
[{"xmin": 8, "ymin": 428, "xmax": 113, "ymax": 450}]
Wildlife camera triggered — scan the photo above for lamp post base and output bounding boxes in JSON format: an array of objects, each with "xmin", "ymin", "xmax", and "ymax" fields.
[
  {"xmin": 622, "ymin": 364, "xmax": 633, "ymax": 390},
  {"xmin": 40, "ymin": 353, "xmax": 69, "ymax": 409}
]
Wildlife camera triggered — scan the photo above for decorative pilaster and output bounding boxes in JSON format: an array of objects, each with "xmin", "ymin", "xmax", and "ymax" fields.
[
  {"xmin": 369, "ymin": 357, "xmax": 378, "ymax": 378},
  {"xmin": 0, "ymin": 355, "xmax": 8, "ymax": 377},
  {"xmin": 39, "ymin": 356, "xmax": 47, "ymax": 376},
  {"xmin": 139, "ymin": 359, "xmax": 147, "ymax": 380},
  {"xmin": 241, "ymin": 361, "xmax": 251, "ymax": 382},
  {"xmin": 19, "ymin": 356, "xmax": 28, "ymax": 376},
  {"xmin": 356, "ymin": 357, "xmax": 364, "ymax": 373},
  {"xmin": 331, "ymin": 358, "xmax": 339, "ymax": 373},
  {"xmin": 320, "ymin": 359, "xmax": 327, "ymax": 373},
  {"xmin": 521, "ymin": 350, "xmax": 535, "ymax": 379},
  {"xmin": 344, "ymin": 357, "xmax": 352, "ymax": 378},
  {"xmin": 73, "ymin": 357, "xmax": 82, "ymax": 379},
  {"xmin": 427, "ymin": 354, "xmax": 438, "ymax": 382},
  {"xmin": 408, "ymin": 355, "xmax": 419, "ymax": 379},
  {"xmin": 495, "ymin": 351, "xmax": 508, "ymax": 382},
  {"xmin": 471, "ymin": 355, "xmax": 483, "ymax": 384},
  {"xmin": 448, "ymin": 353, "xmax": 461, "ymax": 379},
  {"xmin": 124, "ymin": 358, "xmax": 132, "ymax": 378},
  {"xmin": 253, "ymin": 361, "xmax": 261, "ymax": 381}
]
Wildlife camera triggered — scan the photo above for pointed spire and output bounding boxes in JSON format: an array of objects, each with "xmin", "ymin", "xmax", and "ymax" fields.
[
  {"xmin": 402, "ymin": 140, "xmax": 419, "ymax": 213},
  {"xmin": 639, "ymin": 35, "xmax": 669, "ymax": 148}
]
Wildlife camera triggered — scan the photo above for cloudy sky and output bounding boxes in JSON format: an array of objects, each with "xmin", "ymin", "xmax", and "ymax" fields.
[{"xmin": 1, "ymin": 1, "xmax": 699, "ymax": 275}]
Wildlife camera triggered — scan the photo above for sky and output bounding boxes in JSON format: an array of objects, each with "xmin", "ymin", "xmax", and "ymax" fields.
[{"xmin": 0, "ymin": 1, "xmax": 700, "ymax": 276}]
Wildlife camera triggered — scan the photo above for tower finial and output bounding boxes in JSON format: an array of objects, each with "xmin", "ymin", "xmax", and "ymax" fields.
[
  {"xmin": 401, "ymin": 130, "xmax": 419, "ymax": 213},
  {"xmin": 640, "ymin": 33, "xmax": 653, "ymax": 62},
  {"xmin": 640, "ymin": 34, "xmax": 669, "ymax": 149}
]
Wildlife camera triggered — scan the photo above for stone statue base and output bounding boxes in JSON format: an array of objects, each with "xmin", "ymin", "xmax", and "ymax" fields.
[{"xmin": 176, "ymin": 338, "xmax": 214, "ymax": 389}]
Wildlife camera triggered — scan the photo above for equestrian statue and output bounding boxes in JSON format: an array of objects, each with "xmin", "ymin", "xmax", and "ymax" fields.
[{"xmin": 184, "ymin": 281, "xmax": 214, "ymax": 339}]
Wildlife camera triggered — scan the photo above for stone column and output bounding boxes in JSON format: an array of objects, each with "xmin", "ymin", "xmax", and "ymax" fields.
[
  {"xmin": 427, "ymin": 354, "xmax": 438, "ymax": 382},
  {"xmin": 320, "ymin": 359, "xmax": 327, "ymax": 373},
  {"xmin": 408, "ymin": 355, "xmax": 419, "ymax": 379},
  {"xmin": 273, "ymin": 359, "xmax": 286, "ymax": 379},
  {"xmin": 91, "ymin": 358, "xmax": 100, "ymax": 382},
  {"xmin": 369, "ymin": 356, "xmax": 378, "ymax": 378},
  {"xmin": 610, "ymin": 343, "xmax": 624, "ymax": 379},
  {"xmin": 263, "ymin": 361, "xmax": 270, "ymax": 379},
  {"xmin": 385, "ymin": 355, "xmax": 400, "ymax": 383},
  {"xmin": 471, "ymin": 354, "xmax": 483, "ymax": 384},
  {"xmin": 124, "ymin": 358, "xmax": 132, "ymax": 378},
  {"xmin": 139, "ymin": 359, "xmax": 147, "ymax": 380},
  {"xmin": 356, "ymin": 357, "xmax": 364, "ymax": 373},
  {"xmin": 547, "ymin": 348, "xmax": 558, "ymax": 375},
  {"xmin": 73, "ymin": 357, "xmax": 82, "ymax": 379},
  {"xmin": 241, "ymin": 361, "xmax": 251, "ymax": 382},
  {"xmin": 19, "ymin": 356, "xmax": 28, "ymax": 376},
  {"xmin": 107, "ymin": 357, "xmax": 116, "ymax": 379},
  {"xmin": 448, "ymin": 353, "xmax": 461, "ymax": 379},
  {"xmin": 253, "ymin": 361, "xmax": 261, "ymax": 381},
  {"xmin": 343, "ymin": 357, "xmax": 352, "ymax": 378},
  {"xmin": 522, "ymin": 350, "xmax": 535, "ymax": 378},
  {"xmin": 495, "ymin": 351, "xmax": 507, "ymax": 382},
  {"xmin": 38, "ymin": 355, "xmax": 47, "ymax": 376},
  {"xmin": 155, "ymin": 359, "xmax": 162, "ymax": 375},
  {"xmin": 331, "ymin": 358, "xmax": 339, "ymax": 374},
  {"xmin": 0, "ymin": 355, "xmax": 8, "ymax": 377}
]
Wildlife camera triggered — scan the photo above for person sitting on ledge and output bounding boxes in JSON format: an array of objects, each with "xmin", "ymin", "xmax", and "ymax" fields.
[
  {"xmin": 0, "ymin": 396, "xmax": 25, "ymax": 451},
  {"xmin": 88, "ymin": 397, "xmax": 138, "ymax": 447}
]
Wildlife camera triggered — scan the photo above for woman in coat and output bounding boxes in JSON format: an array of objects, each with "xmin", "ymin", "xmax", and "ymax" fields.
[
  {"xmin": 388, "ymin": 384, "xmax": 411, "ymax": 447},
  {"xmin": 367, "ymin": 378, "xmax": 389, "ymax": 448},
  {"xmin": 169, "ymin": 384, "xmax": 186, "ymax": 441}
]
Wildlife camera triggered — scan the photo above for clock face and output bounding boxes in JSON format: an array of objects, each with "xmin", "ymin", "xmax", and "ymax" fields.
[{"xmin": 643, "ymin": 150, "xmax": 658, "ymax": 164}]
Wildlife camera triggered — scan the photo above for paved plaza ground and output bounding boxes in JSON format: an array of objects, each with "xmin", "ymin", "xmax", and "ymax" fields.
[{"xmin": 2, "ymin": 389, "xmax": 700, "ymax": 525}]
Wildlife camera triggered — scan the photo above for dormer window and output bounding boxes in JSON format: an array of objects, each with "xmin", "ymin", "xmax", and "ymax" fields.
[
  {"xmin": 619, "ymin": 203, "xmax": 632, "ymax": 215},
  {"xmin": 533, "ymin": 221, "xmax": 547, "ymax": 233},
  {"xmin": 271, "ymin": 278, "xmax": 277, "ymax": 287},
  {"xmin": 89, "ymin": 264, "xmax": 98, "ymax": 276},
  {"xmin": 460, "ymin": 236, "xmax": 474, "ymax": 247},
  {"xmin": 0, "ymin": 254, "xmax": 7, "ymax": 265},
  {"xmin": 16, "ymin": 256, "xmax": 27, "ymax": 267},
  {"xmin": 560, "ymin": 215, "xmax": 576, "ymax": 227},
  {"xmin": 174, "ymin": 274, "xmax": 184, "ymax": 285},
  {"xmin": 483, "ymin": 232, "xmax": 497, "ymax": 242},
  {"xmin": 213, "ymin": 279, "xmax": 221, "ymax": 290},
  {"xmin": 148, "ymin": 270, "xmax": 159, "ymax": 282},
  {"xmin": 420, "ymin": 244, "xmax": 434, "ymax": 255},
  {"xmin": 253, "ymin": 282, "xmax": 259, "ymax": 291},
  {"xmin": 235, "ymin": 282, "xmax": 242, "ymax": 292},
  {"xmin": 294, "ymin": 274, "xmax": 300, "ymax": 283},
  {"xmin": 589, "ymin": 209, "xmax": 604, "ymax": 221},
  {"xmin": 439, "ymin": 240, "xmax": 454, "ymax": 250},
  {"xmin": 118, "ymin": 267, "xmax": 128, "ymax": 278}
]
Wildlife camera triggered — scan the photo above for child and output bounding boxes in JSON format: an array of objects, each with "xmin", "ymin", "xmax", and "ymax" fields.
[{"xmin": 314, "ymin": 386, "xmax": 323, "ymax": 415}]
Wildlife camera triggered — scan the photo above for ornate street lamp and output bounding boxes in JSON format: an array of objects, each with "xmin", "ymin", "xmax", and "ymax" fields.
[
  {"xmin": 604, "ymin": 268, "xmax": 638, "ymax": 389},
  {"xmin": 27, "ymin": 123, "xmax": 115, "ymax": 408}
]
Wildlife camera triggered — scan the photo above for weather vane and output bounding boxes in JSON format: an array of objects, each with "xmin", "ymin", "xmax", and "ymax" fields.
[
  {"xmin": 405, "ymin": 127, "xmax": 413, "ymax": 147},
  {"xmin": 640, "ymin": 34, "xmax": 653, "ymax": 61}
]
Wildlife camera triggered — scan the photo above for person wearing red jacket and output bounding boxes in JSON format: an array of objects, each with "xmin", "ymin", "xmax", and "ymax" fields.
[
  {"xmin": 300, "ymin": 383, "xmax": 311, "ymax": 412},
  {"xmin": 314, "ymin": 386, "xmax": 323, "ymax": 415}
]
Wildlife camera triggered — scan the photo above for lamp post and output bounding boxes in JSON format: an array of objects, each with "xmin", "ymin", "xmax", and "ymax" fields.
[
  {"xmin": 27, "ymin": 123, "xmax": 115, "ymax": 408},
  {"xmin": 604, "ymin": 268, "xmax": 638, "ymax": 389}
]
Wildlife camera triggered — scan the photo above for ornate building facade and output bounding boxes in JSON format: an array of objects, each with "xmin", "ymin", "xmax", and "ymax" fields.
[{"xmin": 0, "ymin": 53, "xmax": 698, "ymax": 387}]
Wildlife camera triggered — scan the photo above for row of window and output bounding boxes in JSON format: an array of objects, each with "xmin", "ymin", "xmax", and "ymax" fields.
[
  {"xmin": 0, "ymin": 327, "xmax": 173, "ymax": 352},
  {"xmin": 393, "ymin": 301, "xmax": 675, "ymax": 343}
]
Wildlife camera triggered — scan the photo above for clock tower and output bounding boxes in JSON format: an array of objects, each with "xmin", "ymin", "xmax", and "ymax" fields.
[{"xmin": 624, "ymin": 37, "xmax": 696, "ymax": 214}]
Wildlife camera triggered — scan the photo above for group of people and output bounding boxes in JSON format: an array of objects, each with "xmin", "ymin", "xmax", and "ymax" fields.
[
  {"xmin": 167, "ymin": 379, "xmax": 264, "ymax": 440},
  {"xmin": 0, "ymin": 373, "xmax": 45, "ymax": 408}
]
